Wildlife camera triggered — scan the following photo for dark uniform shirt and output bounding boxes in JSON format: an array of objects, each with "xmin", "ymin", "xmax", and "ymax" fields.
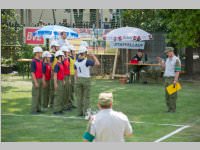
[
  {"xmin": 54, "ymin": 63, "xmax": 61, "ymax": 73},
  {"xmin": 74, "ymin": 58, "xmax": 94, "ymax": 70},
  {"xmin": 131, "ymin": 54, "xmax": 142, "ymax": 61},
  {"xmin": 31, "ymin": 59, "xmax": 41, "ymax": 73},
  {"xmin": 131, "ymin": 54, "xmax": 143, "ymax": 72}
]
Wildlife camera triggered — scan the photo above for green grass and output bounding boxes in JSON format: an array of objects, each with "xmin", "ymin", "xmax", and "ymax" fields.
[{"xmin": 1, "ymin": 75, "xmax": 200, "ymax": 142}]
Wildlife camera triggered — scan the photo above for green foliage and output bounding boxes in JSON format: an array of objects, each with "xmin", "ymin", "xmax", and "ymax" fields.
[
  {"xmin": 16, "ymin": 44, "xmax": 34, "ymax": 59},
  {"xmin": 122, "ymin": 9, "xmax": 167, "ymax": 33},
  {"xmin": 159, "ymin": 10, "xmax": 200, "ymax": 48},
  {"xmin": 1, "ymin": 9, "xmax": 23, "ymax": 46},
  {"xmin": 16, "ymin": 44, "xmax": 34, "ymax": 74},
  {"xmin": 122, "ymin": 9, "xmax": 200, "ymax": 48},
  {"xmin": 1, "ymin": 58, "xmax": 14, "ymax": 67}
]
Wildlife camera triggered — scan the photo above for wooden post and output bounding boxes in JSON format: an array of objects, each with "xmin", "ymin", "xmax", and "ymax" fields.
[{"xmin": 112, "ymin": 49, "xmax": 118, "ymax": 79}]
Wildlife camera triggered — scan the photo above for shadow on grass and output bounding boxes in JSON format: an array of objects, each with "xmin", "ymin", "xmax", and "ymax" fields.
[
  {"xmin": 1, "ymin": 86, "xmax": 18, "ymax": 93},
  {"xmin": 13, "ymin": 90, "xmax": 31, "ymax": 93},
  {"xmin": 11, "ymin": 78, "xmax": 32, "ymax": 82},
  {"xmin": 2, "ymin": 97, "xmax": 32, "ymax": 114}
]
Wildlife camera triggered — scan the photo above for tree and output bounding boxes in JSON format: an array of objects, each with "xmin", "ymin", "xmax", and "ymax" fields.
[
  {"xmin": 1, "ymin": 9, "xmax": 24, "ymax": 68},
  {"xmin": 159, "ymin": 10, "xmax": 200, "ymax": 76},
  {"xmin": 1, "ymin": 9, "xmax": 22, "ymax": 45},
  {"xmin": 159, "ymin": 10, "xmax": 200, "ymax": 48},
  {"xmin": 122, "ymin": 9, "xmax": 200, "ymax": 48},
  {"xmin": 122, "ymin": 9, "xmax": 167, "ymax": 33},
  {"xmin": 122, "ymin": 10, "xmax": 200, "ymax": 76}
]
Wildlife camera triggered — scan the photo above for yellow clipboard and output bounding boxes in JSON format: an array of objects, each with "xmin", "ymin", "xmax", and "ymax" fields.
[{"xmin": 166, "ymin": 82, "xmax": 182, "ymax": 95}]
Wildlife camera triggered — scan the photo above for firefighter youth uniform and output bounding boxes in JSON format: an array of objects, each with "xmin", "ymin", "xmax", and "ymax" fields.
[
  {"xmin": 75, "ymin": 47, "xmax": 94, "ymax": 116},
  {"xmin": 53, "ymin": 50, "xmax": 65, "ymax": 114},
  {"xmin": 42, "ymin": 51, "xmax": 52, "ymax": 109},
  {"xmin": 69, "ymin": 45, "xmax": 77, "ymax": 108},
  {"xmin": 31, "ymin": 46, "xmax": 43, "ymax": 114},
  {"xmin": 61, "ymin": 46, "xmax": 72, "ymax": 110},
  {"xmin": 49, "ymin": 41, "xmax": 60, "ymax": 108}
]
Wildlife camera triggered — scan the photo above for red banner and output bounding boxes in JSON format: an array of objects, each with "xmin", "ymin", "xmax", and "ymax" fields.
[{"xmin": 24, "ymin": 27, "xmax": 44, "ymax": 45}]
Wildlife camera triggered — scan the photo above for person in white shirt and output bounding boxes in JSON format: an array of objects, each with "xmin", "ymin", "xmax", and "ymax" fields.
[
  {"xmin": 74, "ymin": 46, "xmax": 100, "ymax": 116},
  {"xmin": 58, "ymin": 31, "xmax": 70, "ymax": 47},
  {"xmin": 74, "ymin": 47, "xmax": 100, "ymax": 116},
  {"xmin": 157, "ymin": 47, "xmax": 181, "ymax": 113},
  {"xmin": 83, "ymin": 92, "xmax": 133, "ymax": 142}
]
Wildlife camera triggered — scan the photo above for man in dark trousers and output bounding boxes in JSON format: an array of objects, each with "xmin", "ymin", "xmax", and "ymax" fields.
[
  {"xmin": 129, "ymin": 50, "xmax": 144, "ymax": 83},
  {"xmin": 157, "ymin": 47, "xmax": 181, "ymax": 113}
]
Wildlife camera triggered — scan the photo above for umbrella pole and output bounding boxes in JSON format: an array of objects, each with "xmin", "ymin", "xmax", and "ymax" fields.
[{"xmin": 126, "ymin": 48, "xmax": 128, "ymax": 74}]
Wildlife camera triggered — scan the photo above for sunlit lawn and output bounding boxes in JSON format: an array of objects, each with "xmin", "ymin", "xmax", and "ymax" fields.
[{"xmin": 1, "ymin": 74, "xmax": 200, "ymax": 142}]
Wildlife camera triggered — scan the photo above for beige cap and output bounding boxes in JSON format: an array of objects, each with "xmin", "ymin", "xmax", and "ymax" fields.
[
  {"xmin": 98, "ymin": 92, "xmax": 113, "ymax": 106},
  {"xmin": 164, "ymin": 47, "xmax": 174, "ymax": 53}
]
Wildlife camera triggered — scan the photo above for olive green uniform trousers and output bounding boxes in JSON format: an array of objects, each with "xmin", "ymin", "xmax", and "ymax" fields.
[
  {"xmin": 54, "ymin": 80, "xmax": 64, "ymax": 112},
  {"xmin": 63, "ymin": 76, "xmax": 71, "ymax": 109},
  {"xmin": 70, "ymin": 75, "xmax": 76, "ymax": 106},
  {"xmin": 32, "ymin": 79, "xmax": 42, "ymax": 113},
  {"xmin": 42, "ymin": 80, "xmax": 50, "ymax": 108},
  {"xmin": 76, "ymin": 77, "xmax": 91, "ymax": 116},
  {"xmin": 50, "ymin": 77, "xmax": 54, "ymax": 108},
  {"xmin": 164, "ymin": 77, "xmax": 178, "ymax": 112}
]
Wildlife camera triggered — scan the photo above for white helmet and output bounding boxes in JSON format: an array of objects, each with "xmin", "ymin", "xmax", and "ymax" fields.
[
  {"xmin": 80, "ymin": 41, "xmax": 89, "ymax": 48},
  {"xmin": 33, "ymin": 46, "xmax": 43, "ymax": 53},
  {"xmin": 42, "ymin": 51, "xmax": 52, "ymax": 58},
  {"xmin": 69, "ymin": 45, "xmax": 76, "ymax": 51},
  {"xmin": 50, "ymin": 40, "xmax": 60, "ymax": 47},
  {"xmin": 60, "ymin": 45, "xmax": 70, "ymax": 52},
  {"xmin": 55, "ymin": 50, "xmax": 64, "ymax": 57},
  {"xmin": 78, "ymin": 46, "xmax": 87, "ymax": 54}
]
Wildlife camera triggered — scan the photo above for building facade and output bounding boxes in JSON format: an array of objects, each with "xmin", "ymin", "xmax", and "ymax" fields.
[{"xmin": 16, "ymin": 9, "xmax": 122, "ymax": 29}]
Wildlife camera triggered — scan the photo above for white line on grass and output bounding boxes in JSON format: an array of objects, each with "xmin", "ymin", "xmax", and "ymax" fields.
[
  {"xmin": 2, "ymin": 113, "xmax": 187, "ymax": 127},
  {"xmin": 2, "ymin": 113, "xmax": 85, "ymax": 120},
  {"xmin": 2, "ymin": 113, "xmax": 191, "ymax": 142},
  {"xmin": 154, "ymin": 125, "xmax": 190, "ymax": 142},
  {"xmin": 129, "ymin": 121, "xmax": 185, "ymax": 127}
]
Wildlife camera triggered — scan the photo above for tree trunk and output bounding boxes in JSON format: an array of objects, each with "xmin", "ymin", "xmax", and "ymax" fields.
[{"xmin": 185, "ymin": 47, "xmax": 193, "ymax": 77}]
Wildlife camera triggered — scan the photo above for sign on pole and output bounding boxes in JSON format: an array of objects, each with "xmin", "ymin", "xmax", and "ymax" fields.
[
  {"xmin": 110, "ymin": 41, "xmax": 145, "ymax": 49},
  {"xmin": 24, "ymin": 27, "xmax": 44, "ymax": 45}
]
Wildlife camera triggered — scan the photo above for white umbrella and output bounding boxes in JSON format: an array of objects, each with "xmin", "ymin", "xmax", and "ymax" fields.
[
  {"xmin": 33, "ymin": 25, "xmax": 79, "ymax": 39},
  {"xmin": 104, "ymin": 27, "xmax": 152, "ymax": 41},
  {"xmin": 104, "ymin": 27, "xmax": 152, "ymax": 79}
]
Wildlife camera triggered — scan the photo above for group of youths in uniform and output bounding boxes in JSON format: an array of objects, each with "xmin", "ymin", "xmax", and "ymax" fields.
[
  {"xmin": 31, "ymin": 31, "xmax": 100, "ymax": 116},
  {"xmin": 31, "ymin": 34, "xmax": 181, "ymax": 142}
]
